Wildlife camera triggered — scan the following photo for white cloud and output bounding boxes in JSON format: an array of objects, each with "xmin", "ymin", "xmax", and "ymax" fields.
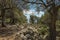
[
  {"xmin": 23, "ymin": 10, "xmax": 32, "ymax": 15},
  {"xmin": 23, "ymin": 9, "xmax": 44, "ymax": 23},
  {"xmin": 23, "ymin": 9, "xmax": 44, "ymax": 17},
  {"xmin": 23, "ymin": 9, "xmax": 36, "ymax": 15}
]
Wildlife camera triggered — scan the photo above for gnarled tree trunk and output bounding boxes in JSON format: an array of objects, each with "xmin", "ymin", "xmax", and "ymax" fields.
[
  {"xmin": 1, "ymin": 9, "xmax": 6, "ymax": 27},
  {"xmin": 48, "ymin": 7, "xmax": 58, "ymax": 40}
]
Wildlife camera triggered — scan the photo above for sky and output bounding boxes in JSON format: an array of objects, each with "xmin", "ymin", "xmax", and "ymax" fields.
[
  {"xmin": 22, "ymin": 0, "xmax": 45, "ymax": 23},
  {"xmin": 23, "ymin": 9, "xmax": 44, "ymax": 23}
]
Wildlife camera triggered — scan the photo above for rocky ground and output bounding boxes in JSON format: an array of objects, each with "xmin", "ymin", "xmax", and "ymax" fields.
[{"xmin": 0, "ymin": 24, "xmax": 59, "ymax": 40}]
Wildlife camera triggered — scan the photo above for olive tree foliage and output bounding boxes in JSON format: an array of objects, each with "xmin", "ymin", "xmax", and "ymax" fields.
[
  {"xmin": 14, "ymin": 0, "xmax": 60, "ymax": 40},
  {"xmin": 0, "ymin": 0, "xmax": 14, "ymax": 27},
  {"xmin": 30, "ymin": 15, "xmax": 39, "ymax": 24},
  {"xmin": 0, "ymin": 0, "xmax": 27, "ymax": 26},
  {"xmin": 13, "ymin": 0, "xmax": 30, "ymax": 10}
]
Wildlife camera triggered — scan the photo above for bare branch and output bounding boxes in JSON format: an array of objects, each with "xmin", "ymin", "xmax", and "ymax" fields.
[{"xmin": 22, "ymin": 0, "xmax": 42, "ymax": 4}]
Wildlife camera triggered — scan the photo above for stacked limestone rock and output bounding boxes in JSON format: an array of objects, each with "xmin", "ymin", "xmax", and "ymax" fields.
[{"xmin": 14, "ymin": 26, "xmax": 43, "ymax": 40}]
